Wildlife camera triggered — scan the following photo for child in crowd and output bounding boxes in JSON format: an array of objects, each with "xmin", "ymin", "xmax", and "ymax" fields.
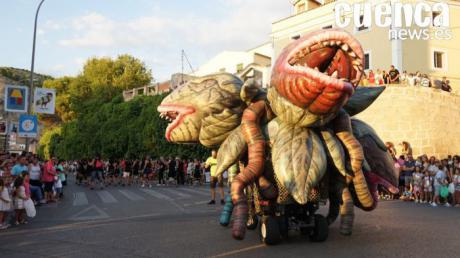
[
  {"xmin": 57, "ymin": 167, "xmax": 66, "ymax": 198},
  {"xmin": 423, "ymin": 170, "xmax": 433, "ymax": 204},
  {"xmin": 0, "ymin": 179, "xmax": 11, "ymax": 229},
  {"xmin": 453, "ymin": 168, "xmax": 460, "ymax": 206},
  {"xmin": 412, "ymin": 166, "xmax": 423, "ymax": 203},
  {"xmin": 54, "ymin": 167, "xmax": 63, "ymax": 200},
  {"xmin": 400, "ymin": 185, "xmax": 412, "ymax": 201},
  {"xmin": 13, "ymin": 177, "xmax": 27, "ymax": 225}
]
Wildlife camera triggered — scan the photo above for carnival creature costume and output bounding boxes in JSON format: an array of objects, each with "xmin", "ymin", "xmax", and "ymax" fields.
[{"xmin": 158, "ymin": 29, "xmax": 398, "ymax": 244}]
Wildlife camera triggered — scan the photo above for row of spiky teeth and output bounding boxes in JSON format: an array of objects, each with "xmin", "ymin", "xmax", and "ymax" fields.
[
  {"xmin": 289, "ymin": 40, "xmax": 364, "ymax": 75},
  {"xmin": 159, "ymin": 112, "xmax": 175, "ymax": 122}
]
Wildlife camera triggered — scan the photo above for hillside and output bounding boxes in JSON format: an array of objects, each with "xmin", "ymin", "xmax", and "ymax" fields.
[{"xmin": 0, "ymin": 66, "xmax": 53, "ymax": 87}]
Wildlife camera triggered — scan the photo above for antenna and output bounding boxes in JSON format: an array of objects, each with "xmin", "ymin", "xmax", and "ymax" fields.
[{"xmin": 181, "ymin": 49, "xmax": 195, "ymax": 77}]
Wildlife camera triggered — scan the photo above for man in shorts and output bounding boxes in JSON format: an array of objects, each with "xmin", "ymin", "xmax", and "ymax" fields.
[{"xmin": 205, "ymin": 150, "xmax": 224, "ymax": 205}]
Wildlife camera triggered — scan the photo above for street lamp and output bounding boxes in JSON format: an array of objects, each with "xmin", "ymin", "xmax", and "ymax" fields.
[{"xmin": 26, "ymin": 0, "xmax": 45, "ymax": 152}]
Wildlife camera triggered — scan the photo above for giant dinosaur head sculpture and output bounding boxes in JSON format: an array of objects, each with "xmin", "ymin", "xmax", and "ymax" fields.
[
  {"xmin": 157, "ymin": 73, "xmax": 245, "ymax": 148},
  {"xmin": 269, "ymin": 29, "xmax": 364, "ymax": 127}
]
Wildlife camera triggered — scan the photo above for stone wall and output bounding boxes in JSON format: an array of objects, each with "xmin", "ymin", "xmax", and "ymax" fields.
[{"xmin": 355, "ymin": 85, "xmax": 460, "ymax": 159}]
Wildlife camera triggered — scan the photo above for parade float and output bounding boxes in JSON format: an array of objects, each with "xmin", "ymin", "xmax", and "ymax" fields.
[{"xmin": 158, "ymin": 29, "xmax": 398, "ymax": 245}]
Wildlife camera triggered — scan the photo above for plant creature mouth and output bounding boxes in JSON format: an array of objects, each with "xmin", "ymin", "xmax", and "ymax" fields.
[
  {"xmin": 361, "ymin": 171, "xmax": 399, "ymax": 211},
  {"xmin": 287, "ymin": 34, "xmax": 363, "ymax": 86},
  {"xmin": 157, "ymin": 104, "xmax": 195, "ymax": 142}
]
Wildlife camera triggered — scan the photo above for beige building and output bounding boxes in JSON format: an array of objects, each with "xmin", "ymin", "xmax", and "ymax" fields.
[
  {"xmin": 194, "ymin": 43, "xmax": 272, "ymax": 88},
  {"xmin": 272, "ymin": 0, "xmax": 460, "ymax": 89}
]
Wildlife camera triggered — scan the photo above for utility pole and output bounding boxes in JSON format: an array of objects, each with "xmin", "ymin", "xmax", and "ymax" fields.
[{"xmin": 26, "ymin": 0, "xmax": 45, "ymax": 152}]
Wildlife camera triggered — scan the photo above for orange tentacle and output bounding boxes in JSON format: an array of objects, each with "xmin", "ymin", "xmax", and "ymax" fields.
[{"xmin": 231, "ymin": 100, "xmax": 275, "ymax": 240}]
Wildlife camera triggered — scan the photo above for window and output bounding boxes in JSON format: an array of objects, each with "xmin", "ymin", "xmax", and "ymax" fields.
[
  {"xmin": 292, "ymin": 35, "xmax": 300, "ymax": 40},
  {"xmin": 364, "ymin": 52, "xmax": 371, "ymax": 70},
  {"xmin": 432, "ymin": 12, "xmax": 441, "ymax": 27},
  {"xmin": 322, "ymin": 25, "xmax": 333, "ymax": 29},
  {"xmin": 433, "ymin": 51, "xmax": 444, "ymax": 69},
  {"xmin": 357, "ymin": 15, "xmax": 369, "ymax": 31},
  {"xmin": 297, "ymin": 3, "xmax": 305, "ymax": 13},
  {"xmin": 236, "ymin": 63, "xmax": 244, "ymax": 73}
]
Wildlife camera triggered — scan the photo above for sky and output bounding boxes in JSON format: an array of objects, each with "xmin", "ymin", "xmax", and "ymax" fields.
[{"xmin": 0, "ymin": 0, "xmax": 292, "ymax": 82}]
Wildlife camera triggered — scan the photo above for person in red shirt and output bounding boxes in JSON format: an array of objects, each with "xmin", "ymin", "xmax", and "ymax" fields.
[
  {"xmin": 90, "ymin": 156, "xmax": 104, "ymax": 190},
  {"xmin": 42, "ymin": 157, "xmax": 57, "ymax": 203},
  {"xmin": 368, "ymin": 69, "xmax": 375, "ymax": 84}
]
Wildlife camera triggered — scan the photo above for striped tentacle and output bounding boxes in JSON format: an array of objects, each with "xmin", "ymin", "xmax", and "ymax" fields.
[
  {"xmin": 333, "ymin": 110, "xmax": 374, "ymax": 209},
  {"xmin": 231, "ymin": 100, "xmax": 275, "ymax": 240},
  {"xmin": 340, "ymin": 187, "xmax": 354, "ymax": 235}
]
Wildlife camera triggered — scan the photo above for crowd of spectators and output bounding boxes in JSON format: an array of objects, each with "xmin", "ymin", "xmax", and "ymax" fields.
[
  {"xmin": 360, "ymin": 65, "xmax": 453, "ymax": 93},
  {"xmin": 384, "ymin": 142, "xmax": 460, "ymax": 207},
  {"xmin": 73, "ymin": 156, "xmax": 219, "ymax": 190},
  {"xmin": 0, "ymin": 152, "xmax": 67, "ymax": 230}
]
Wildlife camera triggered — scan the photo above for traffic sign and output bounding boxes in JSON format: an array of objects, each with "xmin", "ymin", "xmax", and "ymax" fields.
[{"xmin": 18, "ymin": 115, "xmax": 38, "ymax": 138}]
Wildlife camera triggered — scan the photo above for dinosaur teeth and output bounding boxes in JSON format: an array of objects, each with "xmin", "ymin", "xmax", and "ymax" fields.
[
  {"xmin": 314, "ymin": 67, "xmax": 319, "ymax": 71},
  {"xmin": 348, "ymin": 51, "xmax": 356, "ymax": 58},
  {"xmin": 341, "ymin": 44, "xmax": 349, "ymax": 52},
  {"xmin": 331, "ymin": 71, "xmax": 338, "ymax": 78}
]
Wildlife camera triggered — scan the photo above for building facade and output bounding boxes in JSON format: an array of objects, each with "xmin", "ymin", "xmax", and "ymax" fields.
[
  {"xmin": 194, "ymin": 43, "xmax": 272, "ymax": 88},
  {"xmin": 272, "ymin": 0, "xmax": 460, "ymax": 90}
]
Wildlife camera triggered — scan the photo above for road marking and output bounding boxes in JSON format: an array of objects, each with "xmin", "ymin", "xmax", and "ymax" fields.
[
  {"xmin": 69, "ymin": 205, "xmax": 110, "ymax": 221},
  {"xmin": 163, "ymin": 188, "xmax": 192, "ymax": 199},
  {"xmin": 118, "ymin": 189, "xmax": 145, "ymax": 201},
  {"xmin": 140, "ymin": 188, "xmax": 173, "ymax": 201},
  {"xmin": 96, "ymin": 190, "xmax": 118, "ymax": 203},
  {"xmin": 180, "ymin": 187, "xmax": 210, "ymax": 196},
  {"xmin": 140, "ymin": 188, "xmax": 189, "ymax": 213},
  {"xmin": 73, "ymin": 192, "xmax": 89, "ymax": 206},
  {"xmin": 210, "ymin": 244, "xmax": 266, "ymax": 258},
  {"xmin": 183, "ymin": 200, "xmax": 209, "ymax": 207}
]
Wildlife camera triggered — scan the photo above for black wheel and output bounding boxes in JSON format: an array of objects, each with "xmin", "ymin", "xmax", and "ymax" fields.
[
  {"xmin": 278, "ymin": 215, "xmax": 289, "ymax": 238},
  {"xmin": 259, "ymin": 216, "xmax": 281, "ymax": 245},
  {"xmin": 309, "ymin": 214, "xmax": 328, "ymax": 242},
  {"xmin": 246, "ymin": 215, "xmax": 258, "ymax": 230}
]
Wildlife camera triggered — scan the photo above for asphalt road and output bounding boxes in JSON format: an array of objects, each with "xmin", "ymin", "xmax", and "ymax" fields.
[{"xmin": 0, "ymin": 179, "xmax": 458, "ymax": 258}]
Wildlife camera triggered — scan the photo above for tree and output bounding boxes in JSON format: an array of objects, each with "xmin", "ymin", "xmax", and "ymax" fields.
[{"xmin": 38, "ymin": 55, "xmax": 208, "ymax": 161}]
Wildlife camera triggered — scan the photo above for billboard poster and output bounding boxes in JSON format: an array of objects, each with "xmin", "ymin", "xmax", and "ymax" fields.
[
  {"xmin": 33, "ymin": 87, "xmax": 56, "ymax": 114},
  {"xmin": 4, "ymin": 85, "xmax": 29, "ymax": 113}
]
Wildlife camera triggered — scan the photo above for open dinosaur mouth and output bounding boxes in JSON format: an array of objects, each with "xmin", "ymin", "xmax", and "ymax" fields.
[
  {"xmin": 157, "ymin": 104, "xmax": 195, "ymax": 141},
  {"xmin": 286, "ymin": 30, "xmax": 364, "ymax": 87},
  {"xmin": 288, "ymin": 39, "xmax": 362, "ymax": 86},
  {"xmin": 360, "ymin": 171, "xmax": 399, "ymax": 211}
]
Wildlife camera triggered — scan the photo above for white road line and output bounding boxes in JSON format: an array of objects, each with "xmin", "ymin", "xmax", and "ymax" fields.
[
  {"xmin": 118, "ymin": 189, "xmax": 145, "ymax": 201},
  {"xmin": 140, "ymin": 188, "xmax": 173, "ymax": 201},
  {"xmin": 73, "ymin": 192, "xmax": 89, "ymax": 206},
  {"xmin": 163, "ymin": 188, "xmax": 192, "ymax": 198},
  {"xmin": 183, "ymin": 200, "xmax": 210, "ymax": 207},
  {"xmin": 179, "ymin": 187, "xmax": 211, "ymax": 196},
  {"xmin": 96, "ymin": 190, "xmax": 118, "ymax": 203},
  {"xmin": 69, "ymin": 205, "xmax": 110, "ymax": 221}
]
